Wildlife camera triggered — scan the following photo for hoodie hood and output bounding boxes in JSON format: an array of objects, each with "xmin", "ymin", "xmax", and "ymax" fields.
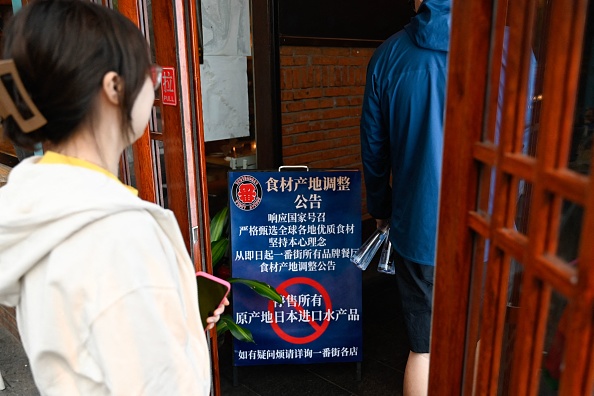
[
  {"xmin": 0, "ymin": 157, "xmax": 164, "ymax": 307},
  {"xmin": 404, "ymin": 0, "xmax": 451, "ymax": 52}
]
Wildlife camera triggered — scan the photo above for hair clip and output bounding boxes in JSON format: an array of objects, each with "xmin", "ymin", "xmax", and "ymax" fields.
[{"xmin": 0, "ymin": 59, "xmax": 47, "ymax": 133}]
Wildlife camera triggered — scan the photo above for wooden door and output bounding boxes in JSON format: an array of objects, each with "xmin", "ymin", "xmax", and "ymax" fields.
[
  {"xmin": 116, "ymin": 0, "xmax": 211, "ymax": 258},
  {"xmin": 430, "ymin": 0, "xmax": 594, "ymax": 395},
  {"xmin": 115, "ymin": 0, "xmax": 221, "ymax": 394}
]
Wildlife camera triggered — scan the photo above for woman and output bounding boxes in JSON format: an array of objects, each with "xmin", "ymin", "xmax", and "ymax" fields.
[{"xmin": 0, "ymin": 1, "xmax": 226, "ymax": 394}]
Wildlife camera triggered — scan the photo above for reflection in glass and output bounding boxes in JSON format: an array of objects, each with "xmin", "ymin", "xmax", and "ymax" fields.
[
  {"xmin": 463, "ymin": 236, "xmax": 488, "ymax": 392},
  {"xmin": 514, "ymin": 180, "xmax": 531, "ymax": 235},
  {"xmin": 524, "ymin": 0, "xmax": 553, "ymax": 159},
  {"xmin": 495, "ymin": 285, "xmax": 567, "ymax": 396},
  {"xmin": 475, "ymin": 164, "xmax": 495, "ymax": 219},
  {"xmin": 481, "ymin": 13, "xmax": 539, "ymax": 157},
  {"xmin": 521, "ymin": 43, "xmax": 538, "ymax": 158},
  {"xmin": 145, "ymin": 0, "xmax": 156, "ymax": 63},
  {"xmin": 556, "ymin": 200, "xmax": 583, "ymax": 264},
  {"xmin": 567, "ymin": 0, "xmax": 594, "ymax": 175},
  {"xmin": 494, "ymin": 251, "xmax": 524, "ymax": 395},
  {"xmin": 152, "ymin": 139, "xmax": 167, "ymax": 208},
  {"xmin": 150, "ymin": 106, "xmax": 163, "ymax": 134},
  {"xmin": 538, "ymin": 292, "xmax": 568, "ymax": 395},
  {"xmin": 123, "ymin": 145, "xmax": 136, "ymax": 188},
  {"xmin": 558, "ymin": 0, "xmax": 593, "ymax": 267},
  {"xmin": 568, "ymin": 84, "xmax": 594, "ymax": 175}
]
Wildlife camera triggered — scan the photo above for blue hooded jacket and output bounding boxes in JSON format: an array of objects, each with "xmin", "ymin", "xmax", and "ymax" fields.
[{"xmin": 360, "ymin": 0, "xmax": 451, "ymax": 266}]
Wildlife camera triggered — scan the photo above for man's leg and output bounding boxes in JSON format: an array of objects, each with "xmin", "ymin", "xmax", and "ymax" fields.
[
  {"xmin": 404, "ymin": 351, "xmax": 430, "ymax": 396},
  {"xmin": 395, "ymin": 256, "xmax": 434, "ymax": 396}
]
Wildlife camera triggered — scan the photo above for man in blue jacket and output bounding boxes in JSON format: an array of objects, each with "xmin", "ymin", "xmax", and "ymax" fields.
[{"xmin": 360, "ymin": 0, "xmax": 450, "ymax": 394}]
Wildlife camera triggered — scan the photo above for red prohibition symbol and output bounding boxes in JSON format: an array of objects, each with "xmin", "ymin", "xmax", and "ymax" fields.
[{"xmin": 268, "ymin": 277, "xmax": 333, "ymax": 344}]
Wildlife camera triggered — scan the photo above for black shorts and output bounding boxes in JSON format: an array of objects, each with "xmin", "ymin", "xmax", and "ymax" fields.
[{"xmin": 394, "ymin": 254, "xmax": 435, "ymax": 353}]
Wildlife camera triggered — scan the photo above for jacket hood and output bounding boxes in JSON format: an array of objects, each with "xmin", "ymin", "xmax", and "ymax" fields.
[
  {"xmin": 404, "ymin": 0, "xmax": 451, "ymax": 52},
  {"xmin": 0, "ymin": 157, "xmax": 161, "ymax": 307}
]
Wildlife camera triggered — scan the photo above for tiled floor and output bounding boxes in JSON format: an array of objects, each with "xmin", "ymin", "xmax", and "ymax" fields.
[
  {"xmin": 0, "ymin": 327, "xmax": 39, "ymax": 396},
  {"xmin": 218, "ymin": 268, "xmax": 409, "ymax": 396}
]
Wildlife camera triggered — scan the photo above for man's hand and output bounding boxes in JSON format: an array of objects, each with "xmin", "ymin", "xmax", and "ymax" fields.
[{"xmin": 376, "ymin": 218, "xmax": 389, "ymax": 230}]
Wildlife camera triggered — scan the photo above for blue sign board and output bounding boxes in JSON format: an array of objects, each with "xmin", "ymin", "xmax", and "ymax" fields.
[{"xmin": 229, "ymin": 170, "xmax": 362, "ymax": 366}]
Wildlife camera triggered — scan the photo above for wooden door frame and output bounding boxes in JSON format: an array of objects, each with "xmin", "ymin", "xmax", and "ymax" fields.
[
  {"xmin": 118, "ymin": 1, "xmax": 286, "ymax": 393},
  {"xmin": 117, "ymin": 1, "xmax": 157, "ymax": 204},
  {"xmin": 428, "ymin": 0, "xmax": 493, "ymax": 390},
  {"xmin": 119, "ymin": 0, "xmax": 220, "ymax": 393},
  {"xmin": 117, "ymin": 0, "xmax": 211, "ymax": 269},
  {"xmin": 430, "ymin": 0, "xmax": 593, "ymax": 394},
  {"xmin": 252, "ymin": 0, "xmax": 283, "ymax": 169}
]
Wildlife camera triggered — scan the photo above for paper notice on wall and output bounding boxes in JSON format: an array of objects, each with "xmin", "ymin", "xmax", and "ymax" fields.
[
  {"xmin": 201, "ymin": 0, "xmax": 251, "ymax": 56},
  {"xmin": 200, "ymin": 56, "xmax": 250, "ymax": 142}
]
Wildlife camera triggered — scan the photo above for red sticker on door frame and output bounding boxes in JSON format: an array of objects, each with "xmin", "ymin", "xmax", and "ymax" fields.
[{"xmin": 161, "ymin": 66, "xmax": 177, "ymax": 106}]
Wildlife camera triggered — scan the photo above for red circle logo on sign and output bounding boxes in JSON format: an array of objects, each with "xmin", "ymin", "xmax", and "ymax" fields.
[
  {"xmin": 231, "ymin": 175, "xmax": 263, "ymax": 211},
  {"xmin": 268, "ymin": 277, "xmax": 332, "ymax": 344}
]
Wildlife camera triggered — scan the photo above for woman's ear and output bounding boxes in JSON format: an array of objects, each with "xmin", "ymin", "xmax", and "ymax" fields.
[{"xmin": 101, "ymin": 71, "xmax": 121, "ymax": 105}]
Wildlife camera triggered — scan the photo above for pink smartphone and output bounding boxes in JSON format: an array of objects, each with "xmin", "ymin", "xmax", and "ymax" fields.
[{"xmin": 196, "ymin": 271, "xmax": 230, "ymax": 329}]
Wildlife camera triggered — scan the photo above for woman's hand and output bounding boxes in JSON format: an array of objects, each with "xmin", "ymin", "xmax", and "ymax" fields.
[{"xmin": 205, "ymin": 297, "xmax": 230, "ymax": 331}]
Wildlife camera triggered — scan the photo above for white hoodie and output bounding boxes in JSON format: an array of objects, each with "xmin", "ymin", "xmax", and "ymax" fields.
[{"xmin": 0, "ymin": 155, "xmax": 211, "ymax": 395}]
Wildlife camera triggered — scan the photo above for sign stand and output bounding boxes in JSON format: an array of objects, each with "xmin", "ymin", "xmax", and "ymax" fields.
[{"xmin": 228, "ymin": 168, "xmax": 363, "ymax": 384}]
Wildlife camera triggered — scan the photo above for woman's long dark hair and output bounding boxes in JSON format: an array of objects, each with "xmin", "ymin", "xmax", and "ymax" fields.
[{"xmin": 1, "ymin": 0, "xmax": 151, "ymax": 150}]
